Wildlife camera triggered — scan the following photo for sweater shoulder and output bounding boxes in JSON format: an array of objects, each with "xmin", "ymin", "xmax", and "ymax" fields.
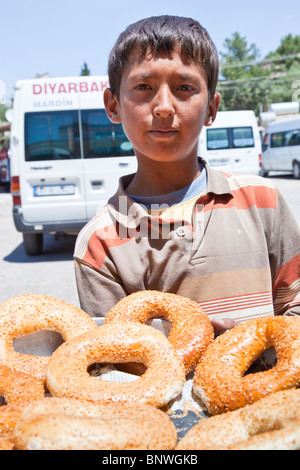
[{"xmin": 217, "ymin": 172, "xmax": 278, "ymax": 210}]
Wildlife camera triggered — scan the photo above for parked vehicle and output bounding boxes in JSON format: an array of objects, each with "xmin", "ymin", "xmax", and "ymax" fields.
[
  {"xmin": 9, "ymin": 76, "xmax": 137, "ymax": 255},
  {"xmin": 198, "ymin": 110, "xmax": 262, "ymax": 175},
  {"xmin": 0, "ymin": 143, "xmax": 10, "ymax": 192},
  {"xmin": 261, "ymin": 117, "xmax": 300, "ymax": 178}
]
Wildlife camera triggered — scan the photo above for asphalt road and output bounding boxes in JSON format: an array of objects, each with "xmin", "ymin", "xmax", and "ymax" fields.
[
  {"xmin": 0, "ymin": 193, "xmax": 79, "ymax": 307},
  {"xmin": 0, "ymin": 172, "xmax": 299, "ymax": 307}
]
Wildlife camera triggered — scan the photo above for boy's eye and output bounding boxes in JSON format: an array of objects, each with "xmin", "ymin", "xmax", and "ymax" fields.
[
  {"xmin": 178, "ymin": 84, "xmax": 196, "ymax": 92},
  {"xmin": 134, "ymin": 84, "xmax": 151, "ymax": 90}
]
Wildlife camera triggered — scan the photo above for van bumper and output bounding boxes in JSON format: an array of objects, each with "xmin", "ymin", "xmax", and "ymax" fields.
[{"xmin": 12, "ymin": 206, "xmax": 87, "ymax": 234}]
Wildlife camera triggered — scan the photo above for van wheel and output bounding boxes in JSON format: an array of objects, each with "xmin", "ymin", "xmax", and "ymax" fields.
[
  {"xmin": 259, "ymin": 166, "xmax": 269, "ymax": 177},
  {"xmin": 293, "ymin": 162, "xmax": 300, "ymax": 179},
  {"xmin": 23, "ymin": 233, "xmax": 43, "ymax": 256}
]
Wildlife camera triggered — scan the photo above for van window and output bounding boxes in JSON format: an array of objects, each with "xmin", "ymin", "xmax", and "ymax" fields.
[
  {"xmin": 25, "ymin": 109, "xmax": 134, "ymax": 162},
  {"xmin": 270, "ymin": 132, "xmax": 284, "ymax": 148},
  {"xmin": 206, "ymin": 126, "xmax": 254, "ymax": 150},
  {"xmin": 207, "ymin": 129, "xmax": 229, "ymax": 150},
  {"xmin": 81, "ymin": 109, "xmax": 134, "ymax": 158},
  {"xmin": 270, "ymin": 129, "xmax": 300, "ymax": 148},
  {"xmin": 232, "ymin": 127, "xmax": 254, "ymax": 148},
  {"xmin": 286, "ymin": 129, "xmax": 300, "ymax": 146},
  {"xmin": 25, "ymin": 111, "xmax": 81, "ymax": 161}
]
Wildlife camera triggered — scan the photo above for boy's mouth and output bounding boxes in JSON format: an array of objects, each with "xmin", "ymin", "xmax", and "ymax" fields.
[{"xmin": 149, "ymin": 128, "xmax": 178, "ymax": 138}]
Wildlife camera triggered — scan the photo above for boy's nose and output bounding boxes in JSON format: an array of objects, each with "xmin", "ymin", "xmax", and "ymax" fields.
[{"xmin": 153, "ymin": 86, "xmax": 175, "ymax": 118}]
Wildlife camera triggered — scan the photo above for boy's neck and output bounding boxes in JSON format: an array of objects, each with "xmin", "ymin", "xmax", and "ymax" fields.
[{"xmin": 126, "ymin": 158, "xmax": 202, "ymax": 197}]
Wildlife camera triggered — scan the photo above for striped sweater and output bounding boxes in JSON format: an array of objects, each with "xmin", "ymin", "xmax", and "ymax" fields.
[{"xmin": 74, "ymin": 159, "xmax": 300, "ymax": 322}]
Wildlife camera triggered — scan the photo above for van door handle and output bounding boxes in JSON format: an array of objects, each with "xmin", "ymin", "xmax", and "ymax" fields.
[
  {"xmin": 91, "ymin": 180, "xmax": 103, "ymax": 189},
  {"xmin": 119, "ymin": 161, "xmax": 129, "ymax": 166}
]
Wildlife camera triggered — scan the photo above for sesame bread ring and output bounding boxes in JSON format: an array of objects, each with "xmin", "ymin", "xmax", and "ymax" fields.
[
  {"xmin": 0, "ymin": 404, "xmax": 30, "ymax": 440},
  {"xmin": 0, "ymin": 366, "xmax": 45, "ymax": 440},
  {"xmin": 176, "ymin": 389, "xmax": 300, "ymax": 450},
  {"xmin": 0, "ymin": 365, "xmax": 45, "ymax": 406},
  {"xmin": 193, "ymin": 316, "xmax": 300, "ymax": 415},
  {"xmin": 0, "ymin": 438, "xmax": 14, "ymax": 450},
  {"xmin": 12, "ymin": 397, "xmax": 177, "ymax": 450},
  {"xmin": 231, "ymin": 421, "xmax": 300, "ymax": 450},
  {"xmin": 46, "ymin": 322, "xmax": 185, "ymax": 408},
  {"xmin": 0, "ymin": 294, "xmax": 98, "ymax": 380},
  {"xmin": 105, "ymin": 290, "xmax": 214, "ymax": 373}
]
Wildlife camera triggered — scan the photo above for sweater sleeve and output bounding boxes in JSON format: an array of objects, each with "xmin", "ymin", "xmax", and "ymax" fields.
[
  {"xmin": 74, "ymin": 259, "xmax": 128, "ymax": 317},
  {"xmin": 73, "ymin": 206, "xmax": 130, "ymax": 317},
  {"xmin": 268, "ymin": 188, "xmax": 300, "ymax": 316}
]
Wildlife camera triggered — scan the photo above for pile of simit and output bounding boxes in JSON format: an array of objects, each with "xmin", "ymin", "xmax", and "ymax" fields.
[{"xmin": 0, "ymin": 291, "xmax": 300, "ymax": 450}]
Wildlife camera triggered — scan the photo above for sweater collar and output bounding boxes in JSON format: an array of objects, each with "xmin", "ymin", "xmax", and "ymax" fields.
[
  {"xmin": 203, "ymin": 159, "xmax": 233, "ymax": 197},
  {"xmin": 107, "ymin": 158, "xmax": 233, "ymax": 228}
]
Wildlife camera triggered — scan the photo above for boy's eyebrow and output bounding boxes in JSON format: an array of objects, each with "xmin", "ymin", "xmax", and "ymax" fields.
[
  {"xmin": 127, "ymin": 72, "xmax": 153, "ymax": 82},
  {"xmin": 127, "ymin": 71, "xmax": 202, "ymax": 83}
]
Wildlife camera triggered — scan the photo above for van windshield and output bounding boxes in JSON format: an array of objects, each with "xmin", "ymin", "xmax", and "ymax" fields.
[
  {"xmin": 25, "ymin": 109, "xmax": 134, "ymax": 161},
  {"xmin": 81, "ymin": 109, "xmax": 134, "ymax": 158},
  {"xmin": 25, "ymin": 111, "xmax": 81, "ymax": 161},
  {"xmin": 207, "ymin": 126, "xmax": 254, "ymax": 150}
]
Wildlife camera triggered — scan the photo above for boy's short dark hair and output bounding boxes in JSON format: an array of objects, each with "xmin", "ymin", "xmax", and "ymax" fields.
[{"xmin": 107, "ymin": 15, "xmax": 219, "ymax": 102}]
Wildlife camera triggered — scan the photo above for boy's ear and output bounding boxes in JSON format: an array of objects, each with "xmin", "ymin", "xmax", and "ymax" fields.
[
  {"xmin": 104, "ymin": 88, "xmax": 122, "ymax": 123},
  {"xmin": 205, "ymin": 92, "xmax": 221, "ymax": 127}
]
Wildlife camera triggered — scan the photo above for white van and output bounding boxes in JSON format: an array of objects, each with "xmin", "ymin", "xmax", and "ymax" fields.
[
  {"xmin": 9, "ymin": 76, "xmax": 137, "ymax": 255},
  {"xmin": 198, "ymin": 110, "xmax": 262, "ymax": 175},
  {"xmin": 261, "ymin": 118, "xmax": 300, "ymax": 178}
]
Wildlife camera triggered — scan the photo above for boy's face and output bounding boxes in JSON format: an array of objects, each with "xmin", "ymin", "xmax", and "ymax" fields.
[{"xmin": 105, "ymin": 47, "xmax": 220, "ymax": 165}]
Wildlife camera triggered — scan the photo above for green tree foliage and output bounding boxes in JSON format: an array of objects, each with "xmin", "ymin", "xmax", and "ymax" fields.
[
  {"xmin": 218, "ymin": 33, "xmax": 300, "ymax": 114},
  {"xmin": 265, "ymin": 34, "xmax": 300, "ymax": 104},
  {"xmin": 80, "ymin": 62, "xmax": 91, "ymax": 76},
  {"xmin": 0, "ymin": 103, "xmax": 8, "ymax": 122}
]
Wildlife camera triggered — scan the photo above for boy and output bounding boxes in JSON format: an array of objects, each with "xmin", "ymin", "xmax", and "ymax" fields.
[{"xmin": 74, "ymin": 15, "xmax": 300, "ymax": 333}]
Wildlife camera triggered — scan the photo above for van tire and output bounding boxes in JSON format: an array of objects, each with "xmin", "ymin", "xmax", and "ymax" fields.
[
  {"xmin": 259, "ymin": 166, "xmax": 269, "ymax": 177},
  {"xmin": 293, "ymin": 161, "xmax": 300, "ymax": 179},
  {"xmin": 23, "ymin": 233, "xmax": 43, "ymax": 256}
]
